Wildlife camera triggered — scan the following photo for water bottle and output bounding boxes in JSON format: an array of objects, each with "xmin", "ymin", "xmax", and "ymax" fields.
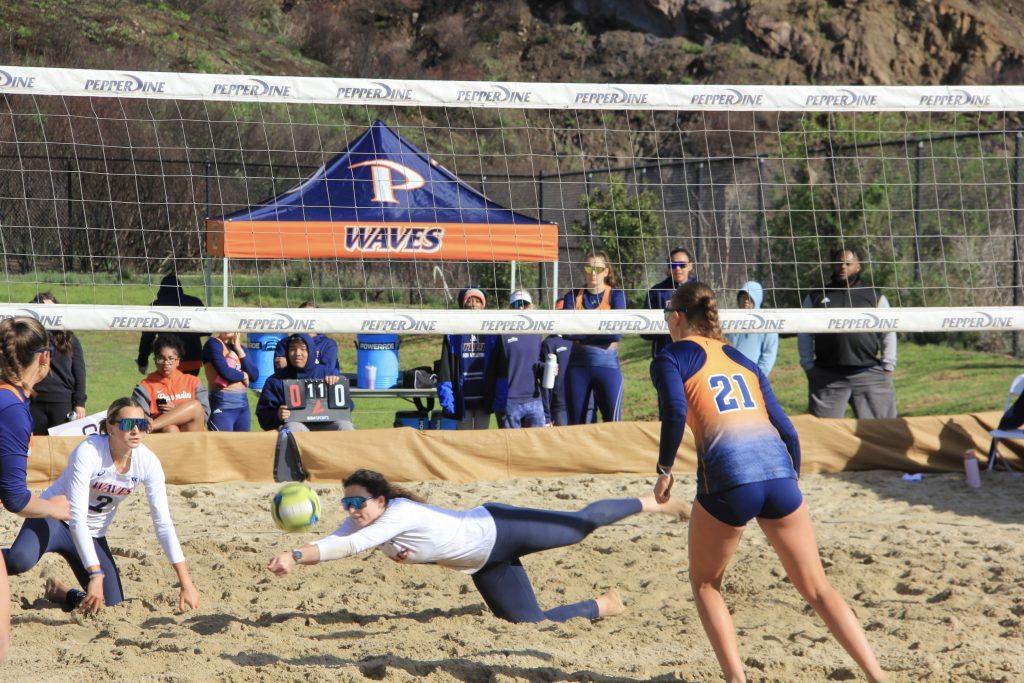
[
  {"xmin": 963, "ymin": 449, "xmax": 981, "ymax": 489},
  {"xmin": 542, "ymin": 353, "xmax": 557, "ymax": 390}
]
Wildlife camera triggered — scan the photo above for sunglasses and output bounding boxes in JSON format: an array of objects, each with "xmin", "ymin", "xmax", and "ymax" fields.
[
  {"xmin": 582, "ymin": 265, "xmax": 607, "ymax": 274},
  {"xmin": 510, "ymin": 300, "xmax": 529, "ymax": 310},
  {"xmin": 670, "ymin": 261, "xmax": 692, "ymax": 269},
  {"xmin": 341, "ymin": 496, "xmax": 372, "ymax": 511},
  {"xmin": 116, "ymin": 417, "xmax": 150, "ymax": 432}
]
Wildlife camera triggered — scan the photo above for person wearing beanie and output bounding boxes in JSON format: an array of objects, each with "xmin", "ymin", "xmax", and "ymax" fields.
[{"xmin": 437, "ymin": 288, "xmax": 498, "ymax": 429}]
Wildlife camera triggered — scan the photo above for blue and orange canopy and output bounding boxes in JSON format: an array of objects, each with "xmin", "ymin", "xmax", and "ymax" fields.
[{"xmin": 206, "ymin": 121, "xmax": 557, "ymax": 262}]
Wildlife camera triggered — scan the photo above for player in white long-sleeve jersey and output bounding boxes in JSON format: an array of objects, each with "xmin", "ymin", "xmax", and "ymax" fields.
[{"xmin": 1, "ymin": 398, "xmax": 200, "ymax": 614}]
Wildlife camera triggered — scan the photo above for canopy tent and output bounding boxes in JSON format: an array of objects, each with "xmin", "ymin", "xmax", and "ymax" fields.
[{"xmin": 206, "ymin": 120, "xmax": 558, "ymax": 304}]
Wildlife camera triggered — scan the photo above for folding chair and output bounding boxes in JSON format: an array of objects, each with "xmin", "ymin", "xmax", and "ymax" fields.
[{"xmin": 986, "ymin": 373, "xmax": 1024, "ymax": 471}]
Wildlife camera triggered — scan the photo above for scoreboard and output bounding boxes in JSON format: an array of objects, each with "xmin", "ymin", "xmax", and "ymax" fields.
[{"xmin": 281, "ymin": 377, "xmax": 352, "ymax": 423}]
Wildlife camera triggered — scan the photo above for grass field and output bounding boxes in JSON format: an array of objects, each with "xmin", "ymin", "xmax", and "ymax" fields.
[{"xmin": 78, "ymin": 330, "xmax": 1021, "ymax": 431}]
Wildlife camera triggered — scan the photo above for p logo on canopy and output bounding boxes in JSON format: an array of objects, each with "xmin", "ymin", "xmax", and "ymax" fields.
[{"xmin": 350, "ymin": 160, "xmax": 426, "ymax": 204}]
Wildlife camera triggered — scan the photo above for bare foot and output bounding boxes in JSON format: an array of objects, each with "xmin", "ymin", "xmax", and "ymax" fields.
[
  {"xmin": 595, "ymin": 588, "xmax": 625, "ymax": 618},
  {"xmin": 639, "ymin": 492, "xmax": 692, "ymax": 519},
  {"xmin": 44, "ymin": 577, "xmax": 69, "ymax": 604}
]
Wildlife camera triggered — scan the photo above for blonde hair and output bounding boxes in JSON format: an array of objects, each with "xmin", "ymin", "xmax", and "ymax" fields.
[{"xmin": 669, "ymin": 281, "xmax": 725, "ymax": 342}]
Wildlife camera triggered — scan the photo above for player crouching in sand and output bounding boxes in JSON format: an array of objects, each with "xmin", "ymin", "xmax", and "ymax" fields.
[{"xmin": 2, "ymin": 398, "xmax": 199, "ymax": 614}]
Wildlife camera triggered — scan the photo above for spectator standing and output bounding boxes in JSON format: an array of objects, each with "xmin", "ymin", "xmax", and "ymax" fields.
[
  {"xmin": 273, "ymin": 302, "xmax": 339, "ymax": 374},
  {"xmin": 202, "ymin": 332, "xmax": 258, "ymax": 432},
  {"xmin": 798, "ymin": 247, "xmax": 897, "ymax": 419},
  {"xmin": 540, "ymin": 333, "xmax": 572, "ymax": 427},
  {"xmin": 133, "ymin": 335, "xmax": 209, "ymax": 432},
  {"xmin": 642, "ymin": 246, "xmax": 696, "ymax": 359},
  {"xmin": 437, "ymin": 289, "xmax": 497, "ymax": 430},
  {"xmin": 724, "ymin": 281, "xmax": 779, "ymax": 376},
  {"xmin": 561, "ymin": 252, "xmax": 628, "ymax": 424},
  {"xmin": 27, "ymin": 293, "xmax": 86, "ymax": 435},
  {"xmin": 136, "ymin": 274, "xmax": 206, "ymax": 377},
  {"xmin": 486, "ymin": 290, "xmax": 548, "ymax": 429}
]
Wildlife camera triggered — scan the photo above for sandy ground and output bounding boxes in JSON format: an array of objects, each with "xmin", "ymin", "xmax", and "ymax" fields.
[{"xmin": 0, "ymin": 471, "xmax": 1022, "ymax": 682}]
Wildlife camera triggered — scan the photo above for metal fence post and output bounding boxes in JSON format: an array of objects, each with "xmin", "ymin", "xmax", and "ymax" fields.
[
  {"xmin": 913, "ymin": 141, "xmax": 924, "ymax": 291},
  {"xmin": 1013, "ymin": 133, "xmax": 1022, "ymax": 357}
]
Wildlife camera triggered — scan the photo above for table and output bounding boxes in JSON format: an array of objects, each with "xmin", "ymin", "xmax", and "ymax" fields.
[{"xmin": 349, "ymin": 387, "xmax": 437, "ymax": 414}]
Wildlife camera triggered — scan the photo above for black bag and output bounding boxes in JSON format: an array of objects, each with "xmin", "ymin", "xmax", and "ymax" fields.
[{"xmin": 402, "ymin": 366, "xmax": 437, "ymax": 389}]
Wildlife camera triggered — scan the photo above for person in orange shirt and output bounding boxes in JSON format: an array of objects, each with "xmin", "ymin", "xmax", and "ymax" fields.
[
  {"xmin": 132, "ymin": 335, "xmax": 209, "ymax": 433},
  {"xmin": 651, "ymin": 281, "xmax": 884, "ymax": 683}
]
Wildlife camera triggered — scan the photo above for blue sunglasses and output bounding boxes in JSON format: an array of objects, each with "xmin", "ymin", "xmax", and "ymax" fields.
[
  {"xmin": 341, "ymin": 496, "xmax": 371, "ymax": 511},
  {"xmin": 116, "ymin": 417, "xmax": 150, "ymax": 432}
]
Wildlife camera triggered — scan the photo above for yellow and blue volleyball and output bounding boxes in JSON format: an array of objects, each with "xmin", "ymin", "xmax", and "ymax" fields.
[{"xmin": 271, "ymin": 483, "xmax": 322, "ymax": 532}]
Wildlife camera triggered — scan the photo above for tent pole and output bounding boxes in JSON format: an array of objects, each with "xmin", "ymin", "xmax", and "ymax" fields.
[
  {"xmin": 222, "ymin": 257, "xmax": 229, "ymax": 307},
  {"xmin": 511, "ymin": 260, "xmax": 517, "ymax": 295},
  {"xmin": 552, "ymin": 260, "xmax": 558, "ymax": 309}
]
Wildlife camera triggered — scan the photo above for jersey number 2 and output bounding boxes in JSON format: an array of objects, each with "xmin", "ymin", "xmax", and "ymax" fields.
[
  {"xmin": 708, "ymin": 374, "xmax": 756, "ymax": 413},
  {"xmin": 89, "ymin": 495, "xmax": 113, "ymax": 513}
]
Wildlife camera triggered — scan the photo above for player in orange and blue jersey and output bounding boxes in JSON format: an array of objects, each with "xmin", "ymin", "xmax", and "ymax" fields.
[{"xmin": 651, "ymin": 281, "xmax": 885, "ymax": 683}]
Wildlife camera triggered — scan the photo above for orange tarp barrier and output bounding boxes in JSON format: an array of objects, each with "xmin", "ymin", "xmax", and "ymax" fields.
[{"xmin": 26, "ymin": 412, "xmax": 1021, "ymax": 487}]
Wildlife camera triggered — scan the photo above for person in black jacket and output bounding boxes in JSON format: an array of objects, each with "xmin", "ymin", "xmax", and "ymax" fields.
[
  {"xmin": 27, "ymin": 293, "xmax": 86, "ymax": 435},
  {"xmin": 641, "ymin": 246, "xmax": 696, "ymax": 359},
  {"xmin": 136, "ymin": 274, "xmax": 206, "ymax": 377}
]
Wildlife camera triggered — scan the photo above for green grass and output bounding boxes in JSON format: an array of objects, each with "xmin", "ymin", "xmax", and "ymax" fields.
[{"xmin": 77, "ymin": 330, "xmax": 1020, "ymax": 432}]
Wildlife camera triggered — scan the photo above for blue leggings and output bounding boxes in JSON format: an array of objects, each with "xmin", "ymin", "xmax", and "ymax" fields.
[
  {"xmin": 209, "ymin": 392, "xmax": 251, "ymax": 432},
  {"xmin": 565, "ymin": 365, "xmax": 624, "ymax": 424},
  {"xmin": 475, "ymin": 498, "xmax": 641, "ymax": 623},
  {"xmin": 2, "ymin": 518, "xmax": 124, "ymax": 607},
  {"xmin": 696, "ymin": 478, "xmax": 803, "ymax": 527}
]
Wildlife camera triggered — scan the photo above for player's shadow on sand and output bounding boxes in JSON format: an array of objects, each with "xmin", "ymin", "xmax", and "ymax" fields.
[
  {"xmin": 182, "ymin": 604, "xmax": 486, "ymax": 635},
  {"xmin": 841, "ymin": 416, "xmax": 1024, "ymax": 523},
  {"xmin": 220, "ymin": 651, "xmax": 690, "ymax": 682}
]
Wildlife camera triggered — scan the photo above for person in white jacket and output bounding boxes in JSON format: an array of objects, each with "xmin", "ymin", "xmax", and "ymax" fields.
[{"xmin": 1, "ymin": 398, "xmax": 200, "ymax": 615}]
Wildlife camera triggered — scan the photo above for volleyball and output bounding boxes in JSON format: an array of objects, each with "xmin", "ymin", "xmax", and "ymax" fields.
[{"xmin": 271, "ymin": 483, "xmax": 322, "ymax": 532}]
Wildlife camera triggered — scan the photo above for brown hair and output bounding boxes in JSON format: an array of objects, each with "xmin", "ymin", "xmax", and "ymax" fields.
[
  {"xmin": 585, "ymin": 250, "xmax": 618, "ymax": 288},
  {"xmin": 343, "ymin": 468, "xmax": 424, "ymax": 503},
  {"xmin": 0, "ymin": 317, "xmax": 48, "ymax": 388},
  {"xmin": 29, "ymin": 292, "xmax": 75, "ymax": 356},
  {"xmin": 669, "ymin": 281, "xmax": 725, "ymax": 342},
  {"xmin": 99, "ymin": 397, "xmax": 139, "ymax": 434}
]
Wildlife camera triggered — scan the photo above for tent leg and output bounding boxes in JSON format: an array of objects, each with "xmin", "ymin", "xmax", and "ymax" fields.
[
  {"xmin": 552, "ymin": 260, "xmax": 559, "ymax": 309},
  {"xmin": 511, "ymin": 260, "xmax": 517, "ymax": 294},
  {"xmin": 223, "ymin": 257, "xmax": 229, "ymax": 307}
]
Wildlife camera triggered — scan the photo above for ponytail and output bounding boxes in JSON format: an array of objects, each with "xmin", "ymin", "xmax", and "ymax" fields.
[
  {"xmin": 669, "ymin": 282, "xmax": 725, "ymax": 342},
  {"xmin": 0, "ymin": 317, "xmax": 48, "ymax": 388},
  {"xmin": 343, "ymin": 469, "xmax": 425, "ymax": 503}
]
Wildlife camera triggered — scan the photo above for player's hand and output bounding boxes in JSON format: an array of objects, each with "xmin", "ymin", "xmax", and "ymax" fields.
[
  {"xmin": 47, "ymin": 495, "xmax": 71, "ymax": 522},
  {"xmin": 654, "ymin": 473, "xmax": 674, "ymax": 504},
  {"xmin": 74, "ymin": 406, "xmax": 86, "ymax": 420},
  {"xmin": 178, "ymin": 582, "xmax": 200, "ymax": 612},
  {"xmin": 80, "ymin": 575, "xmax": 105, "ymax": 615},
  {"xmin": 324, "ymin": 375, "xmax": 339, "ymax": 386},
  {"xmin": 267, "ymin": 552, "xmax": 295, "ymax": 577},
  {"xmin": 278, "ymin": 406, "xmax": 291, "ymax": 421}
]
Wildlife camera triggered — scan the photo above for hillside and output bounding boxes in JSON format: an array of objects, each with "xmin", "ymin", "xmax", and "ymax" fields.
[{"xmin": 2, "ymin": 0, "xmax": 1023, "ymax": 87}]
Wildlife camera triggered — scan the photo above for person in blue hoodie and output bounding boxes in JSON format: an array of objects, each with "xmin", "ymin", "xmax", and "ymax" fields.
[
  {"xmin": 272, "ymin": 302, "xmax": 340, "ymax": 374},
  {"xmin": 724, "ymin": 281, "xmax": 779, "ymax": 376},
  {"xmin": 257, "ymin": 334, "xmax": 351, "ymax": 480},
  {"xmin": 642, "ymin": 246, "xmax": 697, "ymax": 359},
  {"xmin": 437, "ymin": 288, "xmax": 500, "ymax": 430},
  {"xmin": 485, "ymin": 290, "xmax": 548, "ymax": 429}
]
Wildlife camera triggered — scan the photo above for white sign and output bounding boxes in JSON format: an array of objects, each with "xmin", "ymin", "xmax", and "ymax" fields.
[{"xmin": 47, "ymin": 410, "xmax": 107, "ymax": 437}]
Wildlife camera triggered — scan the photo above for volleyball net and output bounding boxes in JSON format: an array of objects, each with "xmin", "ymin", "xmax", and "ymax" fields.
[{"xmin": 0, "ymin": 67, "xmax": 1022, "ymax": 336}]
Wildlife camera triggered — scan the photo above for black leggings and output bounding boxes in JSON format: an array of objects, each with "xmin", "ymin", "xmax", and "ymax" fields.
[
  {"xmin": 30, "ymin": 401, "xmax": 72, "ymax": 436},
  {"xmin": 474, "ymin": 498, "xmax": 641, "ymax": 623}
]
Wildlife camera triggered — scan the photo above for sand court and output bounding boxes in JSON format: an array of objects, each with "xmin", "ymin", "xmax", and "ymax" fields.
[{"xmin": 0, "ymin": 471, "xmax": 1021, "ymax": 682}]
